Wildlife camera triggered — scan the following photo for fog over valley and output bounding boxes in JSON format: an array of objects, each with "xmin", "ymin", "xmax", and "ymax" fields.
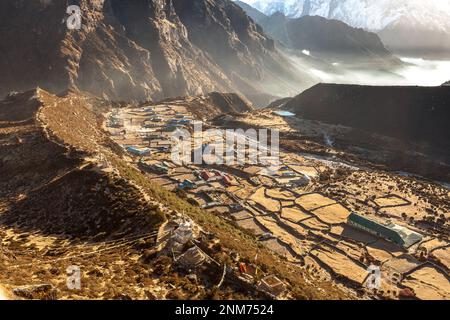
[
  {"xmin": 236, "ymin": 0, "xmax": 450, "ymax": 95},
  {"xmin": 285, "ymin": 53, "xmax": 450, "ymax": 89}
]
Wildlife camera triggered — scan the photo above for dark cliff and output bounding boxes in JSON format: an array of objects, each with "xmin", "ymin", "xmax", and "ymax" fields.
[{"xmin": 285, "ymin": 84, "xmax": 450, "ymax": 153}]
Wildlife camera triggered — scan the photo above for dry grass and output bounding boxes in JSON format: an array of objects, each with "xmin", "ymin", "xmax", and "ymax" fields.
[
  {"xmin": 281, "ymin": 207, "xmax": 311, "ymax": 223},
  {"xmin": 289, "ymin": 165, "xmax": 319, "ymax": 178},
  {"xmin": 431, "ymin": 247, "xmax": 450, "ymax": 269},
  {"xmin": 295, "ymin": 193, "xmax": 336, "ymax": 211},
  {"xmin": 249, "ymin": 188, "xmax": 280, "ymax": 213},
  {"xmin": 401, "ymin": 267, "xmax": 450, "ymax": 300},
  {"xmin": 300, "ymin": 218, "xmax": 329, "ymax": 231},
  {"xmin": 310, "ymin": 248, "xmax": 368, "ymax": 284},
  {"xmin": 311, "ymin": 204, "xmax": 350, "ymax": 225},
  {"xmin": 419, "ymin": 239, "xmax": 448, "ymax": 253},
  {"xmin": 374, "ymin": 195, "xmax": 409, "ymax": 207},
  {"xmin": 266, "ymin": 188, "xmax": 296, "ymax": 200}
]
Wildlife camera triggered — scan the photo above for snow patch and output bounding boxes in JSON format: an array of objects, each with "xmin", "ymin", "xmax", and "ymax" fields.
[{"xmin": 240, "ymin": 0, "xmax": 450, "ymax": 32}]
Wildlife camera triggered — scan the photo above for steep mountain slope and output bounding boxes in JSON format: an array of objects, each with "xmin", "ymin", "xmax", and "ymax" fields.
[
  {"xmin": 284, "ymin": 84, "xmax": 450, "ymax": 154},
  {"xmin": 159, "ymin": 92, "xmax": 253, "ymax": 119},
  {"xmin": 0, "ymin": 89, "xmax": 164, "ymax": 241},
  {"xmin": 235, "ymin": 0, "xmax": 269, "ymax": 24},
  {"xmin": 243, "ymin": 0, "xmax": 450, "ymax": 57},
  {"xmin": 235, "ymin": 4, "xmax": 396, "ymax": 63},
  {"xmin": 172, "ymin": 0, "xmax": 315, "ymax": 104},
  {"xmin": 0, "ymin": 0, "xmax": 311, "ymax": 105},
  {"xmin": 282, "ymin": 83, "xmax": 450, "ymax": 181},
  {"xmin": 0, "ymin": 1, "xmax": 164, "ymax": 102},
  {"xmin": 282, "ymin": 15, "xmax": 394, "ymax": 62},
  {"xmin": 443, "ymin": 81, "xmax": 450, "ymax": 86}
]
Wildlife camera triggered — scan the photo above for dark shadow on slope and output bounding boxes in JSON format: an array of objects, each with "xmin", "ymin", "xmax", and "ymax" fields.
[{"xmin": 0, "ymin": 167, "xmax": 164, "ymax": 242}]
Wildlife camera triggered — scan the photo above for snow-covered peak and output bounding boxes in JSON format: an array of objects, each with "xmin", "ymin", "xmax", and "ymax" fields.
[
  {"xmin": 243, "ymin": 0, "xmax": 305, "ymax": 18},
  {"xmin": 238, "ymin": 0, "xmax": 450, "ymax": 32}
]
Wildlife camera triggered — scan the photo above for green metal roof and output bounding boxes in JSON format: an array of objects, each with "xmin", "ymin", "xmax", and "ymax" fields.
[
  {"xmin": 388, "ymin": 223, "xmax": 423, "ymax": 248},
  {"xmin": 348, "ymin": 212, "xmax": 405, "ymax": 246}
]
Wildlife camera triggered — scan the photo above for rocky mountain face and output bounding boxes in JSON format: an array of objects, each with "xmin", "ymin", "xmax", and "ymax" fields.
[
  {"xmin": 443, "ymin": 81, "xmax": 450, "ymax": 86},
  {"xmin": 0, "ymin": 0, "xmax": 310, "ymax": 105},
  {"xmin": 171, "ymin": 0, "xmax": 314, "ymax": 105},
  {"xmin": 242, "ymin": 0, "xmax": 450, "ymax": 57},
  {"xmin": 235, "ymin": 4, "xmax": 395, "ymax": 63},
  {"xmin": 235, "ymin": 0, "xmax": 268, "ymax": 24},
  {"xmin": 0, "ymin": 1, "xmax": 163, "ymax": 102}
]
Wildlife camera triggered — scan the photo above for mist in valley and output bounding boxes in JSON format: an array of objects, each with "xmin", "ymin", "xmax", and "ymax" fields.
[{"xmin": 280, "ymin": 49, "xmax": 450, "ymax": 95}]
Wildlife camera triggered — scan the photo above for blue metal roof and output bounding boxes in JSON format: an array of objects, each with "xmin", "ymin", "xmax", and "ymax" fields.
[
  {"xmin": 273, "ymin": 110, "xmax": 296, "ymax": 117},
  {"xmin": 126, "ymin": 146, "xmax": 150, "ymax": 156}
]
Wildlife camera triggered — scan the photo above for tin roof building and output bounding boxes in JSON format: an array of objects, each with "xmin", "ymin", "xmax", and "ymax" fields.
[
  {"xmin": 178, "ymin": 179, "xmax": 196, "ymax": 190},
  {"xmin": 125, "ymin": 146, "xmax": 151, "ymax": 156},
  {"xmin": 347, "ymin": 212, "xmax": 422, "ymax": 248},
  {"xmin": 273, "ymin": 110, "xmax": 295, "ymax": 117}
]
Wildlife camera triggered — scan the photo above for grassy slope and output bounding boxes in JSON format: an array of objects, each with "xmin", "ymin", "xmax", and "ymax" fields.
[{"xmin": 38, "ymin": 89, "xmax": 350, "ymax": 300}]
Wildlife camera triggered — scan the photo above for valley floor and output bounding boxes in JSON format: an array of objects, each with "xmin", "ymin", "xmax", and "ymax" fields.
[
  {"xmin": 103, "ymin": 99, "xmax": 449, "ymax": 300},
  {"xmin": 0, "ymin": 89, "xmax": 448, "ymax": 300},
  {"xmin": 0, "ymin": 90, "xmax": 348, "ymax": 300}
]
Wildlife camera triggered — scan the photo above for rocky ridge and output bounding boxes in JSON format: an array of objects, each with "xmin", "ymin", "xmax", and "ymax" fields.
[{"xmin": 0, "ymin": 0, "xmax": 312, "ymax": 105}]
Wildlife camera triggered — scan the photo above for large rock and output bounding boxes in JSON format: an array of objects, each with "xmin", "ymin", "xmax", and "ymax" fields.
[{"xmin": 12, "ymin": 284, "xmax": 58, "ymax": 300}]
